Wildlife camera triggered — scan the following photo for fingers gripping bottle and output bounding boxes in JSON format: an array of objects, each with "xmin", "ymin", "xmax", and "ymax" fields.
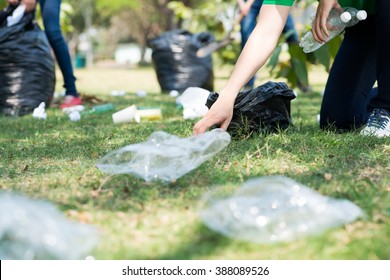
[{"xmin": 300, "ymin": 7, "xmax": 366, "ymax": 53}]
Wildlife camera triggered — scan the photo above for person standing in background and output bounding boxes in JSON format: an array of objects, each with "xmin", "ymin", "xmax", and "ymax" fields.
[{"xmin": 6, "ymin": 0, "xmax": 82, "ymax": 109}]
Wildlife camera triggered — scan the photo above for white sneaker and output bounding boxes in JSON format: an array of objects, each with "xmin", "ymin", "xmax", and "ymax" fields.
[{"xmin": 360, "ymin": 109, "xmax": 390, "ymax": 138}]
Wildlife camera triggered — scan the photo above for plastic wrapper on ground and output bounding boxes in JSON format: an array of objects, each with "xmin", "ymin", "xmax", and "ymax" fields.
[
  {"xmin": 0, "ymin": 192, "xmax": 98, "ymax": 259},
  {"xmin": 0, "ymin": 13, "xmax": 55, "ymax": 116},
  {"xmin": 206, "ymin": 81, "xmax": 296, "ymax": 135},
  {"xmin": 148, "ymin": 30, "xmax": 214, "ymax": 93},
  {"xmin": 96, "ymin": 128, "xmax": 231, "ymax": 183},
  {"xmin": 199, "ymin": 176, "xmax": 364, "ymax": 243},
  {"xmin": 176, "ymin": 87, "xmax": 210, "ymax": 120}
]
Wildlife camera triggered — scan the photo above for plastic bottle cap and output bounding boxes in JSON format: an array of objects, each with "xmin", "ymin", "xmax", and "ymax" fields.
[
  {"xmin": 357, "ymin": 10, "xmax": 367, "ymax": 20},
  {"xmin": 340, "ymin": 12, "xmax": 352, "ymax": 23}
]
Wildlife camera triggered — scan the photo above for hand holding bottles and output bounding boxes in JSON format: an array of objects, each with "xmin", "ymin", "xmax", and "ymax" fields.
[{"xmin": 300, "ymin": 6, "xmax": 367, "ymax": 53}]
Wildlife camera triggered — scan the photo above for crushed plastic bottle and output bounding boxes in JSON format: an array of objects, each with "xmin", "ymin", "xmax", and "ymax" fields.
[
  {"xmin": 0, "ymin": 192, "xmax": 98, "ymax": 259},
  {"xmin": 199, "ymin": 176, "xmax": 364, "ymax": 243},
  {"xmin": 96, "ymin": 128, "xmax": 231, "ymax": 183},
  {"xmin": 300, "ymin": 7, "xmax": 366, "ymax": 53}
]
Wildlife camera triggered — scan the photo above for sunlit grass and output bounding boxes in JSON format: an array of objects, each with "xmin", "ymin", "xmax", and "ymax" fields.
[{"xmin": 0, "ymin": 66, "xmax": 389, "ymax": 260}]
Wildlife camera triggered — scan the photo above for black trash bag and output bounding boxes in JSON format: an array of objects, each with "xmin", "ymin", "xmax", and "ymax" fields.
[
  {"xmin": 0, "ymin": 12, "xmax": 55, "ymax": 116},
  {"xmin": 206, "ymin": 81, "xmax": 296, "ymax": 135},
  {"xmin": 148, "ymin": 29, "xmax": 214, "ymax": 93}
]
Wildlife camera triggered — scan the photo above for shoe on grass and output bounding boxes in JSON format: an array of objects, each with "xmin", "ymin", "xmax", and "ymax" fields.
[
  {"xmin": 60, "ymin": 95, "xmax": 82, "ymax": 110},
  {"xmin": 360, "ymin": 108, "xmax": 390, "ymax": 138}
]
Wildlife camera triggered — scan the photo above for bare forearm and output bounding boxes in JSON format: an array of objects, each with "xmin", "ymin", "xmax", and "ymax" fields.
[{"xmin": 220, "ymin": 5, "xmax": 291, "ymax": 100}]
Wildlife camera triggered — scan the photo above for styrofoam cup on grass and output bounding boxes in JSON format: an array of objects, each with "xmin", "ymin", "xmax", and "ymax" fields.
[{"xmin": 112, "ymin": 105, "xmax": 140, "ymax": 124}]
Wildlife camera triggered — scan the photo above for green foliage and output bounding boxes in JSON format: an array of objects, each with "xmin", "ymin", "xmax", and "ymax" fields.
[{"xmin": 95, "ymin": 0, "xmax": 139, "ymax": 20}]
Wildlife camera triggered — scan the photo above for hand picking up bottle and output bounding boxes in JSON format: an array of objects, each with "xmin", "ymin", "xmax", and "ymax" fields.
[{"xmin": 300, "ymin": 6, "xmax": 367, "ymax": 53}]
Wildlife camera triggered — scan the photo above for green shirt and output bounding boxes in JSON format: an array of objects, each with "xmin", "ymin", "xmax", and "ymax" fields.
[{"xmin": 262, "ymin": 0, "xmax": 375, "ymax": 14}]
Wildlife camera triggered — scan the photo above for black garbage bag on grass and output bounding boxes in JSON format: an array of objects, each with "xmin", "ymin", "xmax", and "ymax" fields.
[
  {"xmin": 206, "ymin": 81, "xmax": 296, "ymax": 135},
  {"xmin": 0, "ymin": 12, "xmax": 55, "ymax": 116},
  {"xmin": 148, "ymin": 29, "xmax": 214, "ymax": 93}
]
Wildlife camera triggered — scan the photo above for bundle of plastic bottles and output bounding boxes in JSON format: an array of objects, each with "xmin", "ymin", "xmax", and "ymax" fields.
[{"xmin": 300, "ymin": 7, "xmax": 367, "ymax": 53}]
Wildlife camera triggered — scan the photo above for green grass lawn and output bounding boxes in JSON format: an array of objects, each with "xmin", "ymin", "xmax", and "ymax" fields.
[{"xmin": 0, "ymin": 65, "xmax": 389, "ymax": 260}]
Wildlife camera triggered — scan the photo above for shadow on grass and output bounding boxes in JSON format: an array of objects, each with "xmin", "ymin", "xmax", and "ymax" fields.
[{"xmin": 156, "ymin": 223, "xmax": 233, "ymax": 260}]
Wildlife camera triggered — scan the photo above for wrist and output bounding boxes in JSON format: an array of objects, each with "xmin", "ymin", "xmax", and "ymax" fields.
[{"xmin": 218, "ymin": 88, "xmax": 240, "ymax": 103}]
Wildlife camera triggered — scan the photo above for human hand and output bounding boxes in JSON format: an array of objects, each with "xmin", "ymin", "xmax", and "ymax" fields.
[
  {"xmin": 312, "ymin": 0, "xmax": 342, "ymax": 43},
  {"xmin": 193, "ymin": 96, "xmax": 235, "ymax": 135},
  {"xmin": 237, "ymin": 0, "xmax": 251, "ymax": 16},
  {"xmin": 6, "ymin": 0, "xmax": 37, "ymax": 12}
]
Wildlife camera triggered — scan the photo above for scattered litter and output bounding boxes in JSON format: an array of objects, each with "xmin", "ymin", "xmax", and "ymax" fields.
[
  {"xmin": 112, "ymin": 106, "xmax": 162, "ymax": 124},
  {"xmin": 111, "ymin": 90, "xmax": 126, "ymax": 97},
  {"xmin": 84, "ymin": 103, "xmax": 115, "ymax": 115},
  {"xmin": 112, "ymin": 105, "xmax": 140, "ymax": 124},
  {"xmin": 176, "ymin": 87, "xmax": 210, "ymax": 120},
  {"xmin": 0, "ymin": 192, "xmax": 98, "ymax": 259},
  {"xmin": 62, "ymin": 105, "xmax": 84, "ymax": 114},
  {"xmin": 200, "ymin": 176, "xmax": 364, "ymax": 243},
  {"xmin": 169, "ymin": 90, "xmax": 179, "ymax": 97},
  {"xmin": 32, "ymin": 102, "xmax": 47, "ymax": 120},
  {"xmin": 69, "ymin": 111, "xmax": 81, "ymax": 122},
  {"xmin": 136, "ymin": 90, "xmax": 147, "ymax": 97},
  {"xmin": 137, "ymin": 107, "xmax": 162, "ymax": 121},
  {"xmin": 97, "ymin": 128, "xmax": 231, "ymax": 183}
]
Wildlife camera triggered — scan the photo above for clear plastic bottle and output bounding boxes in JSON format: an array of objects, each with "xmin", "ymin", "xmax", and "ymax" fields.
[
  {"xmin": 343, "ymin": 7, "xmax": 367, "ymax": 27},
  {"xmin": 300, "ymin": 8, "xmax": 352, "ymax": 53}
]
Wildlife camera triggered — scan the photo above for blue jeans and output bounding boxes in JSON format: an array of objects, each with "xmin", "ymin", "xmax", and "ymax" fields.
[
  {"xmin": 240, "ymin": 0, "xmax": 299, "ymax": 88},
  {"xmin": 320, "ymin": 0, "xmax": 390, "ymax": 130},
  {"xmin": 39, "ymin": 0, "xmax": 78, "ymax": 96}
]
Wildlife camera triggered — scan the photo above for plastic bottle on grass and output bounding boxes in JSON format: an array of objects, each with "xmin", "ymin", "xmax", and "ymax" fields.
[
  {"xmin": 300, "ymin": 7, "xmax": 366, "ymax": 53},
  {"xmin": 83, "ymin": 103, "xmax": 115, "ymax": 115}
]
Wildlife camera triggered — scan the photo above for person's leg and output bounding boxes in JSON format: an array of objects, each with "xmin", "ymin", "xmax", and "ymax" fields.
[
  {"xmin": 369, "ymin": 0, "xmax": 390, "ymax": 112},
  {"xmin": 39, "ymin": 0, "xmax": 79, "ymax": 99},
  {"xmin": 360, "ymin": 0, "xmax": 390, "ymax": 137},
  {"xmin": 239, "ymin": 0, "xmax": 263, "ymax": 89},
  {"xmin": 320, "ymin": 17, "xmax": 377, "ymax": 131},
  {"xmin": 282, "ymin": 14, "xmax": 299, "ymax": 44}
]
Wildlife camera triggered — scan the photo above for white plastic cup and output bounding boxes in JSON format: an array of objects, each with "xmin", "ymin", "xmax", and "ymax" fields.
[{"xmin": 112, "ymin": 105, "xmax": 140, "ymax": 124}]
